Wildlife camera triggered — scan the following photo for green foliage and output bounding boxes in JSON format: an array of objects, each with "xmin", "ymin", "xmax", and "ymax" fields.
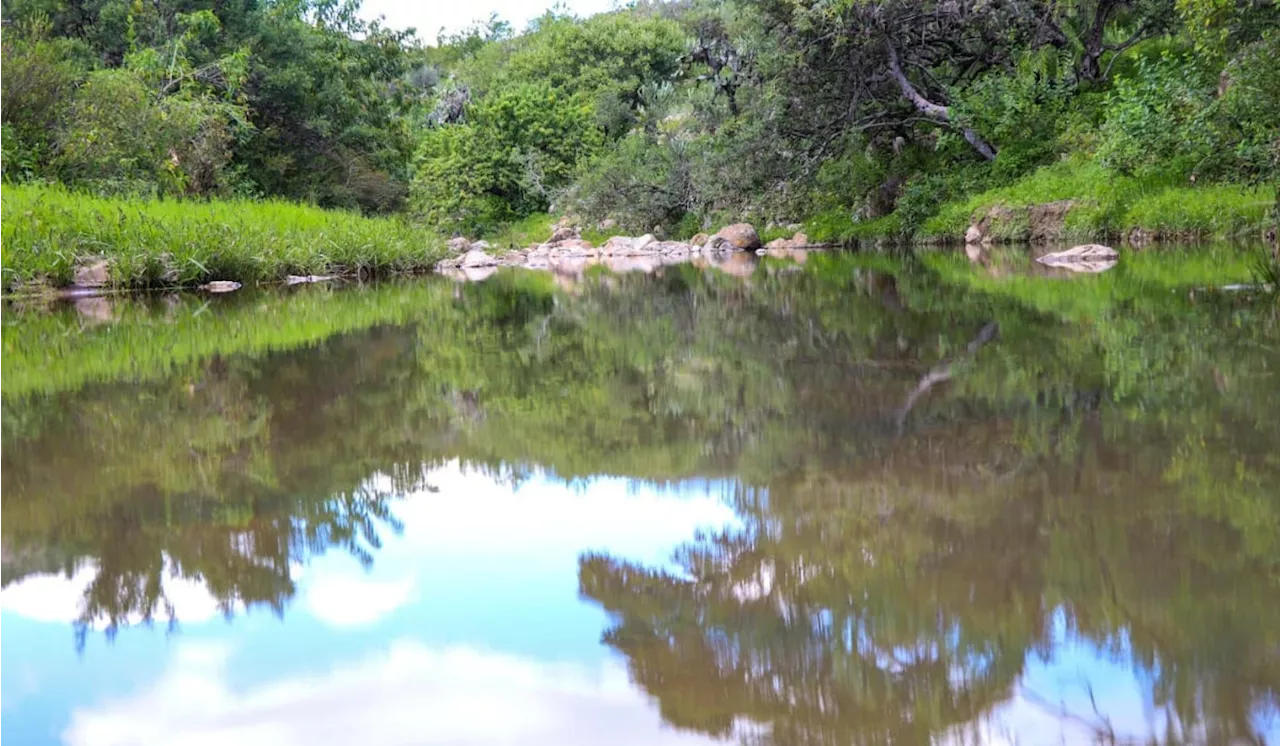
[
  {"xmin": 921, "ymin": 157, "xmax": 1272, "ymax": 241},
  {"xmin": 411, "ymin": 82, "xmax": 603, "ymax": 234},
  {"xmin": 570, "ymin": 131, "xmax": 693, "ymax": 233},
  {"xmin": 0, "ymin": 184, "xmax": 445, "ymax": 291},
  {"xmin": 53, "ymin": 68, "xmax": 243, "ymax": 197},
  {"xmin": 1097, "ymin": 53, "xmax": 1218, "ymax": 179},
  {"xmin": 0, "ymin": 27, "xmax": 90, "ymax": 180},
  {"xmin": 951, "ymin": 51, "xmax": 1079, "ymax": 178}
]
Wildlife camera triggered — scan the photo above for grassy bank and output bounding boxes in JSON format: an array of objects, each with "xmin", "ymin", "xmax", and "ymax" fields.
[
  {"xmin": 793, "ymin": 159, "xmax": 1273, "ymax": 246},
  {"xmin": 1, "ymin": 185, "xmax": 446, "ymax": 292}
]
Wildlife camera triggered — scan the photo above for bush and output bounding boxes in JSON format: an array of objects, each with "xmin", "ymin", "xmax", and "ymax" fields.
[
  {"xmin": 570, "ymin": 132, "xmax": 694, "ymax": 232},
  {"xmin": 411, "ymin": 82, "xmax": 603, "ymax": 234},
  {"xmin": 1097, "ymin": 53, "xmax": 1217, "ymax": 179},
  {"xmin": 54, "ymin": 69, "xmax": 242, "ymax": 197},
  {"xmin": 0, "ymin": 29, "xmax": 89, "ymax": 180},
  {"xmin": 951, "ymin": 51, "xmax": 1078, "ymax": 179}
]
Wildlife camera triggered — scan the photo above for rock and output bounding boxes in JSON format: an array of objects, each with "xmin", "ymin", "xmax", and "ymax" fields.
[
  {"xmin": 548, "ymin": 225, "xmax": 580, "ymax": 244},
  {"xmin": 765, "ymin": 232, "xmax": 810, "ymax": 250},
  {"xmin": 201, "ymin": 280, "xmax": 242, "ymax": 293},
  {"xmin": 964, "ymin": 224, "xmax": 984, "ymax": 245},
  {"xmin": 704, "ymin": 235, "xmax": 738, "ymax": 253},
  {"xmin": 552, "ymin": 239, "xmax": 595, "ymax": 255},
  {"xmin": 597, "ymin": 218, "xmax": 618, "ymax": 231},
  {"xmin": 690, "ymin": 233, "xmax": 710, "ymax": 247},
  {"xmin": 286, "ymin": 274, "xmax": 337, "ymax": 285},
  {"xmin": 73, "ymin": 259, "xmax": 111, "ymax": 288},
  {"xmin": 470, "ymin": 240, "xmax": 492, "ymax": 251},
  {"xmin": 1126, "ymin": 228, "xmax": 1154, "ymax": 250},
  {"xmin": 651, "ymin": 241, "xmax": 697, "ymax": 254},
  {"xmin": 1027, "ymin": 200, "xmax": 1075, "ymax": 242},
  {"xmin": 633, "ymin": 234, "xmax": 656, "ymax": 252},
  {"xmin": 713, "ymin": 223, "xmax": 761, "ymax": 250},
  {"xmin": 447, "ymin": 236, "xmax": 472, "ymax": 253},
  {"xmin": 461, "ymin": 248, "xmax": 498, "ymax": 268},
  {"xmin": 600, "ymin": 236, "xmax": 634, "ymax": 256},
  {"xmin": 785, "ymin": 223, "xmax": 803, "ymax": 232},
  {"xmin": 1035, "ymin": 244, "xmax": 1119, "ymax": 273}
]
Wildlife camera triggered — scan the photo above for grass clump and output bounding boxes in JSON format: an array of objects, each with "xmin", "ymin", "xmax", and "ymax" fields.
[
  {"xmin": 919, "ymin": 158, "xmax": 1272, "ymax": 243},
  {"xmin": 1122, "ymin": 185, "xmax": 1272, "ymax": 238},
  {"xmin": 1, "ymin": 184, "xmax": 446, "ymax": 292}
]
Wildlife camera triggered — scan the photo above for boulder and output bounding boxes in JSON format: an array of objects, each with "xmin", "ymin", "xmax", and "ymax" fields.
[
  {"xmin": 551, "ymin": 239, "xmax": 595, "ymax": 255},
  {"xmin": 704, "ymin": 235, "xmax": 738, "ymax": 253},
  {"xmin": 713, "ymin": 223, "xmax": 761, "ymax": 250},
  {"xmin": 765, "ymin": 232, "xmax": 810, "ymax": 250},
  {"xmin": 447, "ymin": 236, "xmax": 472, "ymax": 253},
  {"xmin": 73, "ymin": 259, "xmax": 111, "ymax": 288},
  {"xmin": 596, "ymin": 218, "xmax": 618, "ymax": 232},
  {"xmin": 461, "ymin": 248, "xmax": 498, "ymax": 268},
  {"xmin": 690, "ymin": 233, "xmax": 710, "ymax": 247},
  {"xmin": 964, "ymin": 224, "xmax": 984, "ymax": 245},
  {"xmin": 600, "ymin": 236, "xmax": 635, "ymax": 256},
  {"xmin": 633, "ymin": 234, "xmax": 657, "ymax": 252}
]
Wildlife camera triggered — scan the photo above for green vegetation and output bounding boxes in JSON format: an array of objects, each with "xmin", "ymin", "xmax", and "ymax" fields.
[
  {"xmin": 1, "ymin": 184, "xmax": 444, "ymax": 291},
  {"xmin": 4, "ymin": 0, "xmax": 1274, "ymax": 258},
  {"xmin": 407, "ymin": 0, "xmax": 1280, "ymax": 241}
]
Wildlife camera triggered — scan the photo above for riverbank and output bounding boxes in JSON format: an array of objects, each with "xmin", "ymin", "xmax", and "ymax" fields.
[
  {"xmin": 801, "ymin": 159, "xmax": 1274, "ymax": 246},
  {"xmin": 1, "ymin": 185, "xmax": 446, "ymax": 293}
]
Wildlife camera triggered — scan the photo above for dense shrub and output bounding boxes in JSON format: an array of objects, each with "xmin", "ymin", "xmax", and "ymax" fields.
[
  {"xmin": 1097, "ymin": 53, "xmax": 1218, "ymax": 179},
  {"xmin": 53, "ymin": 69, "xmax": 241, "ymax": 197},
  {"xmin": 411, "ymin": 82, "xmax": 603, "ymax": 234}
]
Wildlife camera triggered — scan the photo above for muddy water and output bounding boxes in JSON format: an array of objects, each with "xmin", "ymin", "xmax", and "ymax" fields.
[{"xmin": 2, "ymin": 247, "xmax": 1278, "ymax": 745}]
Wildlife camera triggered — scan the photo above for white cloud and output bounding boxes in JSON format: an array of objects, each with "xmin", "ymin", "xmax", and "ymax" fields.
[
  {"xmin": 62, "ymin": 640, "xmax": 724, "ymax": 746},
  {"xmin": 360, "ymin": 0, "xmax": 621, "ymax": 39},
  {"xmin": 0, "ymin": 559, "xmax": 228, "ymax": 627},
  {"xmin": 304, "ymin": 574, "xmax": 415, "ymax": 627}
]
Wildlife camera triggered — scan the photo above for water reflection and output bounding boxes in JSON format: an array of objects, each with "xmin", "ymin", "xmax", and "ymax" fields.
[{"xmin": 2, "ymin": 250, "xmax": 1278, "ymax": 744}]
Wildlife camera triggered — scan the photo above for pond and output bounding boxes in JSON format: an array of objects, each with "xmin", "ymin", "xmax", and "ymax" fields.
[{"xmin": 2, "ymin": 246, "xmax": 1278, "ymax": 745}]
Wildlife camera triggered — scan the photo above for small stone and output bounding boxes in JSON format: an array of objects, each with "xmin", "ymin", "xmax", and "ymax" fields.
[{"xmin": 201, "ymin": 280, "xmax": 242, "ymax": 293}]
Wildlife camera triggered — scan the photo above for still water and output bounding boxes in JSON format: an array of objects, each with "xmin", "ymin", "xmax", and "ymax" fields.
[{"xmin": 2, "ymin": 248, "xmax": 1278, "ymax": 745}]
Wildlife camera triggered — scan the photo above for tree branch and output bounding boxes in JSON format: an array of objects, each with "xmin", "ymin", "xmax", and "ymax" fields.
[{"xmin": 884, "ymin": 40, "xmax": 997, "ymax": 161}]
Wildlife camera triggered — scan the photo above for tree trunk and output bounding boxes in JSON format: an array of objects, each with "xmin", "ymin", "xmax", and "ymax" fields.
[{"xmin": 884, "ymin": 42, "xmax": 997, "ymax": 161}]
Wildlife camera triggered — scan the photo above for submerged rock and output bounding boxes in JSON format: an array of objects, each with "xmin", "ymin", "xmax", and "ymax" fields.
[{"xmin": 1035, "ymin": 244, "xmax": 1119, "ymax": 273}]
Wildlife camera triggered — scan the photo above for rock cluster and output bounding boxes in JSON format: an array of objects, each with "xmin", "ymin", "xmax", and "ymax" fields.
[{"xmin": 436, "ymin": 221, "xmax": 784, "ymax": 274}]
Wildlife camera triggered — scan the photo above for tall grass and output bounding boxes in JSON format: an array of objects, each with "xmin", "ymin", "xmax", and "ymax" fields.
[
  {"xmin": 918, "ymin": 158, "xmax": 1271, "ymax": 242},
  {"xmin": 1, "ymin": 184, "xmax": 447, "ymax": 291}
]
